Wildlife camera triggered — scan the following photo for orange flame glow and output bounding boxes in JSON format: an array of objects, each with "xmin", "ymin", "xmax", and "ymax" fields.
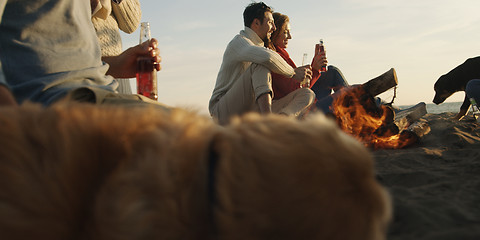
[{"xmin": 331, "ymin": 86, "xmax": 417, "ymax": 149}]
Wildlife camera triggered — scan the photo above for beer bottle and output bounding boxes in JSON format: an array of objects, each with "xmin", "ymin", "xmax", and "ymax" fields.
[{"xmin": 136, "ymin": 22, "xmax": 158, "ymax": 100}]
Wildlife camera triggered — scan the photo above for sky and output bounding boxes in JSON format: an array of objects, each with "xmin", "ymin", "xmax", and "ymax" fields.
[{"xmin": 121, "ymin": 0, "xmax": 480, "ymax": 114}]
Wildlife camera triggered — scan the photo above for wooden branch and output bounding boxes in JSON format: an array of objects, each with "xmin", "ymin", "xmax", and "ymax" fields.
[
  {"xmin": 393, "ymin": 102, "xmax": 430, "ymax": 139},
  {"xmin": 362, "ymin": 68, "xmax": 398, "ymax": 97},
  {"xmin": 394, "ymin": 102, "xmax": 428, "ymax": 131},
  {"xmin": 405, "ymin": 119, "xmax": 431, "ymax": 138}
]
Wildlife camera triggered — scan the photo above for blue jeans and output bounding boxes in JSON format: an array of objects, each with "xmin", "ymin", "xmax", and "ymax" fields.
[
  {"xmin": 311, "ymin": 65, "xmax": 349, "ymax": 113},
  {"xmin": 466, "ymin": 79, "xmax": 480, "ymax": 103}
]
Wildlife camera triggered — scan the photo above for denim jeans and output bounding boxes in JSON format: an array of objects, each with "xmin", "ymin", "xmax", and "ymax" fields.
[
  {"xmin": 311, "ymin": 65, "xmax": 349, "ymax": 113},
  {"xmin": 466, "ymin": 79, "xmax": 480, "ymax": 103}
]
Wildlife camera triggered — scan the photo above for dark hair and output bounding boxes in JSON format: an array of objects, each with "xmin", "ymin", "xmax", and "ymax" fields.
[
  {"xmin": 266, "ymin": 12, "xmax": 290, "ymax": 50},
  {"xmin": 243, "ymin": 2, "xmax": 273, "ymax": 28}
]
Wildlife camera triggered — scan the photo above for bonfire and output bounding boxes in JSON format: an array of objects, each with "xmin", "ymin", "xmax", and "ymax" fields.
[{"xmin": 329, "ymin": 69, "xmax": 429, "ymax": 150}]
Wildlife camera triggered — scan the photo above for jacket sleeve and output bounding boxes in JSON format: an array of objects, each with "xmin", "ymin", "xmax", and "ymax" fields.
[
  {"xmin": 230, "ymin": 36, "xmax": 295, "ymax": 78},
  {"xmin": 112, "ymin": 0, "xmax": 141, "ymax": 34}
]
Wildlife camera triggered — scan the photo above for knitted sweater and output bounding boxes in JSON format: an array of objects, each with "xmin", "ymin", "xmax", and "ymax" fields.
[
  {"xmin": 92, "ymin": 0, "xmax": 141, "ymax": 94},
  {"xmin": 0, "ymin": 0, "xmax": 116, "ymax": 105},
  {"xmin": 209, "ymin": 27, "xmax": 296, "ymax": 113}
]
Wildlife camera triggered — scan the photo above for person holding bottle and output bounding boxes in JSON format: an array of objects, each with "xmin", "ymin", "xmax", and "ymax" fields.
[
  {"xmin": 0, "ymin": 0, "xmax": 164, "ymax": 108},
  {"xmin": 266, "ymin": 12, "xmax": 349, "ymax": 113},
  {"xmin": 92, "ymin": 0, "xmax": 142, "ymax": 95}
]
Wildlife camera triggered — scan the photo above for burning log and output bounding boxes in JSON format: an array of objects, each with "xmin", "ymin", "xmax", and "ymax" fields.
[{"xmin": 330, "ymin": 68, "xmax": 428, "ymax": 149}]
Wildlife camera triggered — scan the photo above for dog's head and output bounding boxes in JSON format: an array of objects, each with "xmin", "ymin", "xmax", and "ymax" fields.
[
  {"xmin": 433, "ymin": 74, "xmax": 456, "ymax": 104},
  {"xmin": 433, "ymin": 57, "xmax": 480, "ymax": 104}
]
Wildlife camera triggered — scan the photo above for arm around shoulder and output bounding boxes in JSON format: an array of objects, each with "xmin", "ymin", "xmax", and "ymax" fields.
[{"xmin": 232, "ymin": 37, "xmax": 295, "ymax": 77}]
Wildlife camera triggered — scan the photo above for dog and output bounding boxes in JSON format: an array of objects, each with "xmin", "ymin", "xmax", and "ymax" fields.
[
  {"xmin": 0, "ymin": 103, "xmax": 391, "ymax": 240},
  {"xmin": 433, "ymin": 56, "xmax": 480, "ymax": 120}
]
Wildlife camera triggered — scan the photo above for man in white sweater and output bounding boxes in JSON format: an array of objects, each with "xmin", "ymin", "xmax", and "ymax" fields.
[{"xmin": 209, "ymin": 2, "xmax": 315, "ymax": 125}]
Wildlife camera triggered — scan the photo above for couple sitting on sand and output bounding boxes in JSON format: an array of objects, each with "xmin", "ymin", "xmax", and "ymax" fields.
[{"xmin": 209, "ymin": 2, "xmax": 351, "ymax": 125}]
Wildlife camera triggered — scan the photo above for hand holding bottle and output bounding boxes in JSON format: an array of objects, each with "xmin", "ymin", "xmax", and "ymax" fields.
[
  {"xmin": 293, "ymin": 65, "xmax": 313, "ymax": 88},
  {"xmin": 102, "ymin": 38, "xmax": 160, "ymax": 79},
  {"xmin": 312, "ymin": 39, "xmax": 327, "ymax": 72},
  {"xmin": 136, "ymin": 22, "xmax": 158, "ymax": 101}
]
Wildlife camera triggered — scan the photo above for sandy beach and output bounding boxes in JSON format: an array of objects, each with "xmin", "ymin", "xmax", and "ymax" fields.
[{"xmin": 373, "ymin": 112, "xmax": 480, "ymax": 239}]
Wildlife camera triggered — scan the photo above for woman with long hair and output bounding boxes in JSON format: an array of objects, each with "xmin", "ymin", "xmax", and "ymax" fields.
[{"xmin": 267, "ymin": 12, "xmax": 349, "ymax": 112}]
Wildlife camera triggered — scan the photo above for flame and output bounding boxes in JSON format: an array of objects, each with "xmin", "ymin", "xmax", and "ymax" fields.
[{"xmin": 331, "ymin": 86, "xmax": 417, "ymax": 149}]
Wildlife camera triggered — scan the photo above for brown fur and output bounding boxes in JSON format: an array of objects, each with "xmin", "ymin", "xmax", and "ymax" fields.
[{"xmin": 0, "ymin": 103, "xmax": 391, "ymax": 240}]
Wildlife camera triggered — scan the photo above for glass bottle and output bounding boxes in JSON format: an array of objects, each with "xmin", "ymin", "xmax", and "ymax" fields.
[
  {"xmin": 300, "ymin": 53, "xmax": 310, "ymax": 88},
  {"xmin": 469, "ymin": 97, "xmax": 480, "ymax": 120},
  {"xmin": 318, "ymin": 39, "xmax": 327, "ymax": 72},
  {"xmin": 136, "ymin": 22, "xmax": 158, "ymax": 101}
]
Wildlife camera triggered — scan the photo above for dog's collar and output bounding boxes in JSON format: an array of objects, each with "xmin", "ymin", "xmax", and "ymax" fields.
[{"xmin": 207, "ymin": 144, "xmax": 219, "ymax": 238}]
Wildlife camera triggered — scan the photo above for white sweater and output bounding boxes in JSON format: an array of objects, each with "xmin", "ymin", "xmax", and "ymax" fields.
[
  {"xmin": 92, "ymin": 0, "xmax": 141, "ymax": 57},
  {"xmin": 209, "ymin": 27, "xmax": 296, "ymax": 113},
  {"xmin": 92, "ymin": 0, "xmax": 141, "ymax": 94}
]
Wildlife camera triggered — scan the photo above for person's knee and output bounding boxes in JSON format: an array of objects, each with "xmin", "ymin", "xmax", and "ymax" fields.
[
  {"xmin": 296, "ymin": 87, "xmax": 315, "ymax": 104},
  {"xmin": 466, "ymin": 79, "xmax": 480, "ymax": 98},
  {"xmin": 305, "ymin": 88, "xmax": 316, "ymax": 102},
  {"xmin": 325, "ymin": 65, "xmax": 349, "ymax": 89},
  {"xmin": 466, "ymin": 79, "xmax": 480, "ymax": 91},
  {"xmin": 250, "ymin": 63, "xmax": 273, "ymax": 99},
  {"xmin": 327, "ymin": 65, "xmax": 340, "ymax": 73}
]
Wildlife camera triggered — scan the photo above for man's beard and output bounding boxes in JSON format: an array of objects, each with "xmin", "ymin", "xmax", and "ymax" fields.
[{"xmin": 263, "ymin": 37, "xmax": 271, "ymax": 46}]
